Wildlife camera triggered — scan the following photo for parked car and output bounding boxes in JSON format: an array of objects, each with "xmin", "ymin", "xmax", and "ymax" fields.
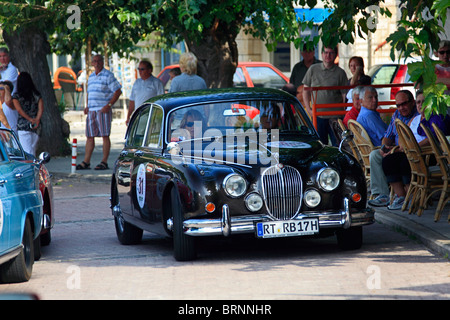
[
  {"xmin": 111, "ymin": 88, "xmax": 375, "ymax": 261},
  {"xmin": 0, "ymin": 128, "xmax": 51, "ymax": 283},
  {"xmin": 368, "ymin": 63, "xmax": 414, "ymax": 101},
  {"xmin": 157, "ymin": 62, "xmax": 289, "ymax": 92}
]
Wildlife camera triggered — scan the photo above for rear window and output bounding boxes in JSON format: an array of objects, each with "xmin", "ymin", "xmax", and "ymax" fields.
[{"xmin": 246, "ymin": 67, "xmax": 287, "ymax": 89}]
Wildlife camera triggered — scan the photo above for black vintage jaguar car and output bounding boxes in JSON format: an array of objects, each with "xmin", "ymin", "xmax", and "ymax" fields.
[{"xmin": 111, "ymin": 88, "xmax": 374, "ymax": 261}]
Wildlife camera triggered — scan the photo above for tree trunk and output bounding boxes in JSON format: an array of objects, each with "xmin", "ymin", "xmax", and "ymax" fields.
[
  {"xmin": 3, "ymin": 27, "xmax": 70, "ymax": 157},
  {"xmin": 187, "ymin": 21, "xmax": 239, "ymax": 88}
]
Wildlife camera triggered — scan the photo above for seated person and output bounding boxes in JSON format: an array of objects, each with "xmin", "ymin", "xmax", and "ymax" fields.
[
  {"xmin": 171, "ymin": 109, "xmax": 205, "ymax": 141},
  {"xmin": 343, "ymin": 86, "xmax": 363, "ymax": 128},
  {"xmin": 356, "ymin": 86, "xmax": 387, "ymax": 146},
  {"xmin": 368, "ymin": 90, "xmax": 419, "ymax": 207},
  {"xmin": 381, "ymin": 90, "xmax": 450, "ymax": 210}
]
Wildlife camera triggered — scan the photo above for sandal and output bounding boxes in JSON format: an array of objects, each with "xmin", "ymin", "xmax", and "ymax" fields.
[
  {"xmin": 94, "ymin": 161, "xmax": 109, "ymax": 170},
  {"xmin": 76, "ymin": 161, "xmax": 90, "ymax": 170}
]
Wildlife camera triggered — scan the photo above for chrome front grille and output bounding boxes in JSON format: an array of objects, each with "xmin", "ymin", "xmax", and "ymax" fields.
[{"xmin": 261, "ymin": 164, "xmax": 303, "ymax": 220}]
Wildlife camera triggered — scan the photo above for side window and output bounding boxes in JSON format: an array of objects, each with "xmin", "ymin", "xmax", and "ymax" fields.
[
  {"xmin": 127, "ymin": 106, "xmax": 150, "ymax": 147},
  {"xmin": 145, "ymin": 107, "xmax": 163, "ymax": 148}
]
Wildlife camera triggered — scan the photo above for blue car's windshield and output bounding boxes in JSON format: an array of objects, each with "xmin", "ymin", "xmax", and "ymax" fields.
[{"xmin": 167, "ymin": 99, "xmax": 313, "ymax": 143}]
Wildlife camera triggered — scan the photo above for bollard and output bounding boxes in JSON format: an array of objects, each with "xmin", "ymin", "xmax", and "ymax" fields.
[{"xmin": 71, "ymin": 138, "xmax": 77, "ymax": 174}]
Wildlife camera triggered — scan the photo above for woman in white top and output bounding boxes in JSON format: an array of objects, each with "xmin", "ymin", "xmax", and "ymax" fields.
[{"xmin": 0, "ymin": 80, "xmax": 18, "ymax": 135}]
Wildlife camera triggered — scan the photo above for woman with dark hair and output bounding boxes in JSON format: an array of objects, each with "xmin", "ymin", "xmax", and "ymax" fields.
[{"xmin": 12, "ymin": 72, "xmax": 44, "ymax": 156}]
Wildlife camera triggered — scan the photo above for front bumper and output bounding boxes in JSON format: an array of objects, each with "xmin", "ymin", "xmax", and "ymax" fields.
[{"xmin": 169, "ymin": 198, "xmax": 375, "ymax": 237}]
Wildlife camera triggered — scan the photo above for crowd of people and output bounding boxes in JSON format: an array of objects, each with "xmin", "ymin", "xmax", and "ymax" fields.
[
  {"xmin": 0, "ymin": 48, "xmax": 44, "ymax": 156},
  {"xmin": 2, "ymin": 37, "xmax": 449, "ymax": 200},
  {"xmin": 288, "ymin": 40, "xmax": 450, "ymax": 210}
]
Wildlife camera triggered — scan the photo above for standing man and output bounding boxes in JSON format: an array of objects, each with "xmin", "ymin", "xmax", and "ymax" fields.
[
  {"xmin": 126, "ymin": 60, "xmax": 164, "ymax": 125},
  {"xmin": 0, "ymin": 48, "xmax": 18, "ymax": 94},
  {"xmin": 289, "ymin": 44, "xmax": 321, "ymax": 89},
  {"xmin": 76, "ymin": 54, "xmax": 122, "ymax": 171},
  {"xmin": 302, "ymin": 46, "xmax": 348, "ymax": 145}
]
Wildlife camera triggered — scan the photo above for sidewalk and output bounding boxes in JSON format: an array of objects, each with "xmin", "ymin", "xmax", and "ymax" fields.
[{"xmin": 45, "ymin": 118, "xmax": 450, "ymax": 258}]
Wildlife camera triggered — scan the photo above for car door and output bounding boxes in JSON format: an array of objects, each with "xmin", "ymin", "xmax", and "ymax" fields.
[
  {"xmin": 117, "ymin": 105, "xmax": 151, "ymax": 219},
  {"xmin": 129, "ymin": 105, "xmax": 164, "ymax": 223},
  {"xmin": 0, "ymin": 137, "xmax": 36, "ymax": 254}
]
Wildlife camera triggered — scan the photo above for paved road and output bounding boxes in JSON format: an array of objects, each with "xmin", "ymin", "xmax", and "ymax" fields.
[{"xmin": 0, "ymin": 178, "xmax": 448, "ymax": 300}]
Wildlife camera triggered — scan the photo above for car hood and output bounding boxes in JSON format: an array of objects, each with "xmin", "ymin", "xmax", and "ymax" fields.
[{"xmin": 172, "ymin": 137, "xmax": 324, "ymax": 169}]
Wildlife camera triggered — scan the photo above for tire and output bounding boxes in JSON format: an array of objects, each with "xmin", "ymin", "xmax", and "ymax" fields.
[
  {"xmin": 171, "ymin": 187, "xmax": 196, "ymax": 261},
  {"xmin": 336, "ymin": 226, "xmax": 363, "ymax": 250},
  {"xmin": 112, "ymin": 182, "xmax": 143, "ymax": 245},
  {"xmin": 1, "ymin": 218, "xmax": 34, "ymax": 283}
]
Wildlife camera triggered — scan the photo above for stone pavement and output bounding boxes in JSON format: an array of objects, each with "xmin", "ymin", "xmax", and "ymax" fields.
[{"xmin": 44, "ymin": 114, "xmax": 450, "ymax": 258}]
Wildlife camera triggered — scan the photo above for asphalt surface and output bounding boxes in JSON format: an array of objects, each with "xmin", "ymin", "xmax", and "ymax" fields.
[{"xmin": 45, "ymin": 114, "xmax": 450, "ymax": 259}]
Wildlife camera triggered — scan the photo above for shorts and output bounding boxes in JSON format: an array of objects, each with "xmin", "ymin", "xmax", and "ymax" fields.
[{"xmin": 85, "ymin": 110, "xmax": 112, "ymax": 137}]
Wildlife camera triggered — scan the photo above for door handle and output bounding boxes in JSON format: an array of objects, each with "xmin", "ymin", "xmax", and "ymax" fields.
[
  {"xmin": 0, "ymin": 179, "xmax": 7, "ymax": 185},
  {"xmin": 15, "ymin": 173, "xmax": 23, "ymax": 179},
  {"xmin": 135, "ymin": 150, "xmax": 144, "ymax": 157}
]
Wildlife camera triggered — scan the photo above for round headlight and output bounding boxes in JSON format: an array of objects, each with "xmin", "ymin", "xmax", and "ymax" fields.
[
  {"xmin": 304, "ymin": 189, "xmax": 321, "ymax": 207},
  {"xmin": 223, "ymin": 174, "xmax": 247, "ymax": 198},
  {"xmin": 318, "ymin": 168, "xmax": 340, "ymax": 191},
  {"xmin": 245, "ymin": 193, "xmax": 264, "ymax": 212}
]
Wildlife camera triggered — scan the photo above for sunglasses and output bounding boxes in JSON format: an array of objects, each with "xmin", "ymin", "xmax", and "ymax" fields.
[
  {"xmin": 396, "ymin": 100, "xmax": 410, "ymax": 108},
  {"xmin": 438, "ymin": 50, "xmax": 450, "ymax": 55},
  {"xmin": 137, "ymin": 68, "xmax": 148, "ymax": 71}
]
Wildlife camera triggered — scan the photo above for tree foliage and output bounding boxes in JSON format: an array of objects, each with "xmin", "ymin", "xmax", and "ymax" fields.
[{"xmin": 387, "ymin": 0, "xmax": 450, "ymax": 118}]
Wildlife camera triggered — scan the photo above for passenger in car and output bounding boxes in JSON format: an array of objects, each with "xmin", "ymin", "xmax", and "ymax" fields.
[
  {"xmin": 259, "ymin": 105, "xmax": 282, "ymax": 130},
  {"xmin": 171, "ymin": 109, "xmax": 205, "ymax": 141}
]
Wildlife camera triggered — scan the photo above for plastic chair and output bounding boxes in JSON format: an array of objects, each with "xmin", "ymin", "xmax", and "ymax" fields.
[{"xmin": 53, "ymin": 67, "xmax": 83, "ymax": 110}]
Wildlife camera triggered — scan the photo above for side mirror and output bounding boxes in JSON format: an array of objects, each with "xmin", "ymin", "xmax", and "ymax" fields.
[
  {"xmin": 339, "ymin": 130, "xmax": 353, "ymax": 153},
  {"xmin": 167, "ymin": 142, "xmax": 181, "ymax": 156},
  {"xmin": 38, "ymin": 152, "xmax": 51, "ymax": 164}
]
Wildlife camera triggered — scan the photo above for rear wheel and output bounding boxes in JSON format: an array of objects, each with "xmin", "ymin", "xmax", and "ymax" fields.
[
  {"xmin": 112, "ymin": 182, "xmax": 143, "ymax": 245},
  {"xmin": 336, "ymin": 226, "xmax": 363, "ymax": 250},
  {"xmin": 171, "ymin": 187, "xmax": 196, "ymax": 261},
  {"xmin": 1, "ymin": 218, "xmax": 34, "ymax": 283}
]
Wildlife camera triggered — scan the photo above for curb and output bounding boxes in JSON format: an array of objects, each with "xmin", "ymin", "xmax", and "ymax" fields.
[{"xmin": 375, "ymin": 211, "xmax": 450, "ymax": 258}]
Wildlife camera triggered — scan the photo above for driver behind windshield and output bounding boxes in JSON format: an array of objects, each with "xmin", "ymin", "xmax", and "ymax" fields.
[{"xmin": 259, "ymin": 104, "xmax": 281, "ymax": 129}]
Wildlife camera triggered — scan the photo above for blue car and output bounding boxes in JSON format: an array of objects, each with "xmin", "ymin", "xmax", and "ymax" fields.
[{"xmin": 0, "ymin": 128, "xmax": 50, "ymax": 283}]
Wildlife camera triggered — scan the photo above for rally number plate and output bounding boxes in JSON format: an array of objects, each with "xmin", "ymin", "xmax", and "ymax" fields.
[{"xmin": 256, "ymin": 219, "xmax": 319, "ymax": 238}]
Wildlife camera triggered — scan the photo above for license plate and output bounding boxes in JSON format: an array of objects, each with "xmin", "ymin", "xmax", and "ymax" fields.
[{"xmin": 256, "ymin": 219, "xmax": 319, "ymax": 238}]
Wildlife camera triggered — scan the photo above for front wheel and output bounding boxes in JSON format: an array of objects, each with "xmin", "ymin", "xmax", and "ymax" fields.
[
  {"xmin": 112, "ymin": 182, "xmax": 142, "ymax": 245},
  {"xmin": 0, "ymin": 218, "xmax": 34, "ymax": 283},
  {"xmin": 171, "ymin": 187, "xmax": 196, "ymax": 261}
]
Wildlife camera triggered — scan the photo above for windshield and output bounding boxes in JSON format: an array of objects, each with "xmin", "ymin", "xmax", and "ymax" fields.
[{"xmin": 167, "ymin": 99, "xmax": 313, "ymax": 143}]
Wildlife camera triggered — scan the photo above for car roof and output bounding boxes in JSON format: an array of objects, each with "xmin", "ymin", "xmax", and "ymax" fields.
[{"xmin": 143, "ymin": 87, "xmax": 298, "ymax": 112}]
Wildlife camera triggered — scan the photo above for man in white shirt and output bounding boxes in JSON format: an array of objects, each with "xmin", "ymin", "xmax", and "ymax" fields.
[
  {"xmin": 0, "ymin": 48, "xmax": 18, "ymax": 94},
  {"xmin": 126, "ymin": 60, "xmax": 164, "ymax": 125}
]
